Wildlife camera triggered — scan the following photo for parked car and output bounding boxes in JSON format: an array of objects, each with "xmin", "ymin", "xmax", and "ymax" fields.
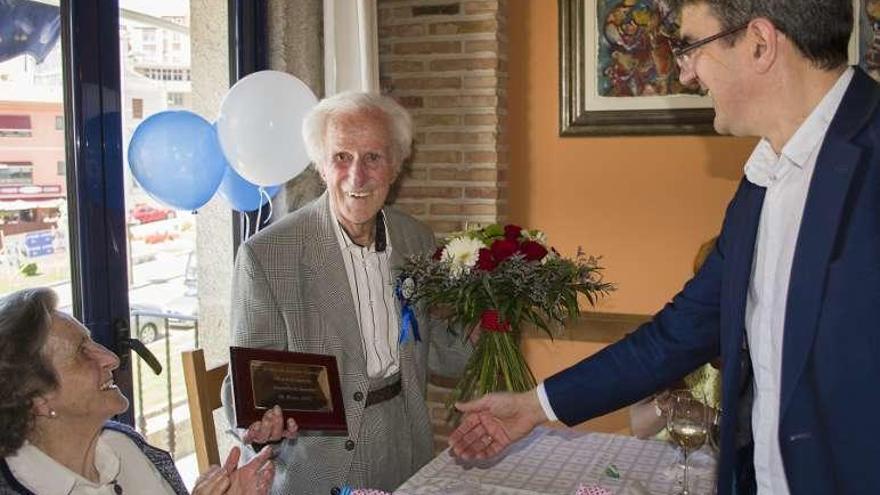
[
  {"xmin": 129, "ymin": 204, "xmax": 175, "ymax": 224},
  {"xmin": 129, "ymin": 302, "xmax": 167, "ymax": 343},
  {"xmin": 164, "ymin": 292, "xmax": 197, "ymax": 329}
]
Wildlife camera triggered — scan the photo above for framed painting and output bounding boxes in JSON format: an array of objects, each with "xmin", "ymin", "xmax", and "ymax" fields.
[
  {"xmin": 559, "ymin": 0, "xmax": 715, "ymax": 136},
  {"xmin": 559, "ymin": 0, "xmax": 876, "ymax": 137}
]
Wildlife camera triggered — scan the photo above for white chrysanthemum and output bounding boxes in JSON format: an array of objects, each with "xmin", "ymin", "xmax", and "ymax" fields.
[{"xmin": 443, "ymin": 236, "xmax": 484, "ymax": 277}]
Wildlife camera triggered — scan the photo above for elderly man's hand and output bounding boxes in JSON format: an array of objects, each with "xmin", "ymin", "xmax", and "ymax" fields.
[
  {"xmin": 242, "ymin": 405, "xmax": 299, "ymax": 445},
  {"xmin": 448, "ymin": 391, "xmax": 547, "ymax": 460}
]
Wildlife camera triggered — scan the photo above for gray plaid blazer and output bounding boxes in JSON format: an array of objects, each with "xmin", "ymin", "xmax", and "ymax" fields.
[{"xmin": 222, "ymin": 193, "xmax": 469, "ymax": 495}]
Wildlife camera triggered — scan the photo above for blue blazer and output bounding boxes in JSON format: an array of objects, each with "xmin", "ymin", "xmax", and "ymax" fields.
[{"xmin": 545, "ymin": 67, "xmax": 880, "ymax": 495}]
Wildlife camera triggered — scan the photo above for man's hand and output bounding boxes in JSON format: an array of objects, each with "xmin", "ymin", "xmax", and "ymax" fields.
[
  {"xmin": 191, "ymin": 446, "xmax": 274, "ymax": 495},
  {"xmin": 242, "ymin": 405, "xmax": 299, "ymax": 445},
  {"xmin": 448, "ymin": 390, "xmax": 548, "ymax": 460}
]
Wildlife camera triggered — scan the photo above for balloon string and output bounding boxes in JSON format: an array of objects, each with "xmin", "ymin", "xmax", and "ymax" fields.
[
  {"xmin": 242, "ymin": 210, "xmax": 251, "ymax": 242},
  {"xmin": 258, "ymin": 187, "xmax": 274, "ymax": 226}
]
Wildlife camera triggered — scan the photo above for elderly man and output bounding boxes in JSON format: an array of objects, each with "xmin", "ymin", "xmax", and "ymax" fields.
[
  {"xmin": 450, "ymin": 1, "xmax": 880, "ymax": 494},
  {"xmin": 222, "ymin": 91, "xmax": 469, "ymax": 495}
]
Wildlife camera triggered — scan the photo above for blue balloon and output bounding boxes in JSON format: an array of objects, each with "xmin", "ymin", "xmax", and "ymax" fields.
[
  {"xmin": 128, "ymin": 111, "xmax": 225, "ymax": 210},
  {"xmin": 218, "ymin": 164, "xmax": 281, "ymax": 212}
]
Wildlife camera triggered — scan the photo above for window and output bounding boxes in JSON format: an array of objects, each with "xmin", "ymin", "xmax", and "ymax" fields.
[
  {"xmin": 142, "ymin": 27, "xmax": 157, "ymax": 42},
  {"xmin": 55, "ymin": 115, "xmax": 64, "ymax": 130},
  {"xmin": 167, "ymin": 92, "xmax": 184, "ymax": 107},
  {"xmin": 0, "ymin": 115, "xmax": 32, "ymax": 138},
  {"xmin": 132, "ymin": 98, "xmax": 143, "ymax": 119},
  {"xmin": 57, "ymin": 160, "xmax": 65, "ymax": 175},
  {"xmin": 0, "ymin": 162, "xmax": 34, "ymax": 184}
]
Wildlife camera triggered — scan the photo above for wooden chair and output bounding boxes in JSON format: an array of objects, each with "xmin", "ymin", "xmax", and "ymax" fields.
[{"xmin": 182, "ymin": 349, "xmax": 227, "ymax": 473}]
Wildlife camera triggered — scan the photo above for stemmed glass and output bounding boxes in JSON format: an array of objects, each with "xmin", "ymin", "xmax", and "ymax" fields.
[{"xmin": 666, "ymin": 390, "xmax": 710, "ymax": 495}]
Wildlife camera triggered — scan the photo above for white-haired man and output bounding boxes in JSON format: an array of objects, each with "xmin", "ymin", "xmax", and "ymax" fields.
[{"xmin": 221, "ymin": 92, "xmax": 470, "ymax": 495}]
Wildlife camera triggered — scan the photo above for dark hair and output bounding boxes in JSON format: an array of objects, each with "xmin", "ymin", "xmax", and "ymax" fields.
[
  {"xmin": 0, "ymin": 288, "xmax": 59, "ymax": 456},
  {"xmin": 670, "ymin": 0, "xmax": 851, "ymax": 70}
]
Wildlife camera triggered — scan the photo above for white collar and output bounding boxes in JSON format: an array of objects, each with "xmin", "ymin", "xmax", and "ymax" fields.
[
  {"xmin": 330, "ymin": 206, "xmax": 391, "ymax": 254},
  {"xmin": 745, "ymin": 67, "xmax": 854, "ymax": 187},
  {"xmin": 6, "ymin": 436, "xmax": 121, "ymax": 495}
]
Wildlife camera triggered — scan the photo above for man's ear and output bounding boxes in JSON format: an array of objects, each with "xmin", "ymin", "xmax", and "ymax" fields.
[{"xmin": 747, "ymin": 18, "xmax": 779, "ymax": 73}]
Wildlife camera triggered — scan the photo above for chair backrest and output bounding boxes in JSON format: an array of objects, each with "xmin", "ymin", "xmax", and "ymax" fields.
[{"xmin": 182, "ymin": 348, "xmax": 227, "ymax": 473}]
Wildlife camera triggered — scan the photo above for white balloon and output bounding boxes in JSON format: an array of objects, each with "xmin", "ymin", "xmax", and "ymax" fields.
[{"xmin": 217, "ymin": 71, "xmax": 318, "ymax": 186}]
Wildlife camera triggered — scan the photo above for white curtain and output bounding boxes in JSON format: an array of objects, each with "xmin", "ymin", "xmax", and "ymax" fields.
[{"xmin": 323, "ymin": 0, "xmax": 379, "ymax": 95}]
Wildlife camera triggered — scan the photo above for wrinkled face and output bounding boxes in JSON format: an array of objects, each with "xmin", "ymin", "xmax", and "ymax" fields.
[
  {"xmin": 41, "ymin": 313, "xmax": 128, "ymax": 423},
  {"xmin": 320, "ymin": 110, "xmax": 399, "ymax": 238},
  {"xmin": 678, "ymin": 3, "xmax": 751, "ymax": 135}
]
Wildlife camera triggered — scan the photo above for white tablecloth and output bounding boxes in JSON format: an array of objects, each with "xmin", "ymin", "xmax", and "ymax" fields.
[{"xmin": 397, "ymin": 427, "xmax": 716, "ymax": 495}]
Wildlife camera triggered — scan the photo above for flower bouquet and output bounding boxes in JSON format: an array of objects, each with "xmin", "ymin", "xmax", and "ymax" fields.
[{"xmin": 396, "ymin": 223, "xmax": 613, "ymax": 411}]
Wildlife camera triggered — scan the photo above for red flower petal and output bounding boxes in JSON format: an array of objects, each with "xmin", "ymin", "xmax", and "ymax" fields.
[
  {"xmin": 475, "ymin": 248, "xmax": 497, "ymax": 271},
  {"xmin": 504, "ymin": 224, "xmax": 523, "ymax": 241},
  {"xmin": 520, "ymin": 240, "xmax": 548, "ymax": 261},
  {"xmin": 490, "ymin": 238, "xmax": 518, "ymax": 261},
  {"xmin": 432, "ymin": 247, "xmax": 444, "ymax": 260}
]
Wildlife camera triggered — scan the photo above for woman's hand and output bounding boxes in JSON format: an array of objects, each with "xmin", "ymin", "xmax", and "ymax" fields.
[
  {"xmin": 225, "ymin": 446, "xmax": 274, "ymax": 495},
  {"xmin": 242, "ymin": 405, "xmax": 299, "ymax": 445},
  {"xmin": 191, "ymin": 446, "xmax": 275, "ymax": 495},
  {"xmin": 191, "ymin": 465, "xmax": 231, "ymax": 495}
]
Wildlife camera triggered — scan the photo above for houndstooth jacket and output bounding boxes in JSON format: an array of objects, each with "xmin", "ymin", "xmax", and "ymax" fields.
[{"xmin": 221, "ymin": 192, "xmax": 470, "ymax": 495}]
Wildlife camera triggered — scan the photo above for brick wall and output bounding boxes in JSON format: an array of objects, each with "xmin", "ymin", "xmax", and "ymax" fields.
[
  {"xmin": 378, "ymin": 0, "xmax": 508, "ymax": 453},
  {"xmin": 378, "ymin": 0, "xmax": 509, "ymax": 236}
]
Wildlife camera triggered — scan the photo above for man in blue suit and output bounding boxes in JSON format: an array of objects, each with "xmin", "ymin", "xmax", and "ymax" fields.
[{"xmin": 449, "ymin": 1, "xmax": 880, "ymax": 494}]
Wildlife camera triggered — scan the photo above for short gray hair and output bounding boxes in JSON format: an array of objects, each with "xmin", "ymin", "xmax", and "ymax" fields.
[
  {"xmin": 302, "ymin": 91, "xmax": 413, "ymax": 175},
  {"xmin": 0, "ymin": 287, "xmax": 59, "ymax": 456}
]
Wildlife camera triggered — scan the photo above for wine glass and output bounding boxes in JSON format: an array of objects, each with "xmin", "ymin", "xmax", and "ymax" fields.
[
  {"xmin": 707, "ymin": 409, "xmax": 721, "ymax": 454},
  {"xmin": 666, "ymin": 390, "xmax": 709, "ymax": 495}
]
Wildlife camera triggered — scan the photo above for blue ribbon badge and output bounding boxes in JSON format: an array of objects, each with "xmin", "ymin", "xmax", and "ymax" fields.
[{"xmin": 396, "ymin": 276, "xmax": 420, "ymax": 344}]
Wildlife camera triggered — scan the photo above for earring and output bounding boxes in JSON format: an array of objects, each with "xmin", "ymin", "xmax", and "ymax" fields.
[{"xmin": 48, "ymin": 410, "xmax": 57, "ymax": 419}]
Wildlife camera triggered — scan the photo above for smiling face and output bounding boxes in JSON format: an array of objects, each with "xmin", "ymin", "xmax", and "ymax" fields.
[
  {"xmin": 678, "ymin": 3, "xmax": 754, "ymax": 135},
  {"xmin": 319, "ymin": 109, "xmax": 399, "ymax": 244},
  {"xmin": 40, "ymin": 313, "xmax": 128, "ymax": 424}
]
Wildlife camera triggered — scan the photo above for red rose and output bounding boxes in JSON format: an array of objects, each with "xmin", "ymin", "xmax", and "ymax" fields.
[
  {"xmin": 490, "ymin": 238, "xmax": 518, "ymax": 261},
  {"xmin": 432, "ymin": 247, "xmax": 444, "ymax": 260},
  {"xmin": 475, "ymin": 248, "xmax": 497, "ymax": 271},
  {"xmin": 504, "ymin": 224, "xmax": 523, "ymax": 241},
  {"xmin": 520, "ymin": 240, "xmax": 548, "ymax": 261}
]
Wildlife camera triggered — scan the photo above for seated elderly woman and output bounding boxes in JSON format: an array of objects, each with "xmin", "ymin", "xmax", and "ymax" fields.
[{"xmin": 0, "ymin": 287, "xmax": 274, "ymax": 494}]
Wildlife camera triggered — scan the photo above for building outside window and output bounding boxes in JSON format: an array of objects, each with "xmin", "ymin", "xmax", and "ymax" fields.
[{"xmin": 0, "ymin": 162, "xmax": 33, "ymax": 185}]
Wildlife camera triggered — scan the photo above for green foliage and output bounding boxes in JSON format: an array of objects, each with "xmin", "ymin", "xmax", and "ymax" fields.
[
  {"xmin": 19, "ymin": 263, "xmax": 38, "ymax": 277},
  {"xmin": 399, "ymin": 250, "xmax": 614, "ymax": 340}
]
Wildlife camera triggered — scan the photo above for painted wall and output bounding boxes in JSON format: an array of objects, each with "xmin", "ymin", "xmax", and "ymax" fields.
[{"xmin": 506, "ymin": 1, "xmax": 757, "ymax": 315}]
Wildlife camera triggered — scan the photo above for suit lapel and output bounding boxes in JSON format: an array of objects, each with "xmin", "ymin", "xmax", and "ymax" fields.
[
  {"xmin": 385, "ymin": 212, "xmax": 414, "ymax": 366},
  {"xmin": 304, "ymin": 194, "xmax": 367, "ymax": 373},
  {"xmin": 723, "ymin": 181, "xmax": 765, "ymax": 362},
  {"xmin": 780, "ymin": 68, "xmax": 879, "ymax": 417}
]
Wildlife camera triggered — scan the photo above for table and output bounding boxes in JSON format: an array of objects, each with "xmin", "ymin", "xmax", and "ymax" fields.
[{"xmin": 397, "ymin": 427, "xmax": 716, "ymax": 495}]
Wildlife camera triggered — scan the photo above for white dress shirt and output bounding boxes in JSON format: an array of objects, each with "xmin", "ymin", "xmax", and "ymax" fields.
[
  {"xmin": 5, "ymin": 430, "xmax": 175, "ymax": 495},
  {"xmin": 537, "ymin": 68, "xmax": 854, "ymax": 495},
  {"xmin": 332, "ymin": 208, "xmax": 401, "ymax": 379},
  {"xmin": 744, "ymin": 68, "xmax": 853, "ymax": 495}
]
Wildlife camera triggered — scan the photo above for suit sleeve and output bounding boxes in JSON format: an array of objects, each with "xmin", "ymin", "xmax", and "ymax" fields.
[
  {"xmin": 544, "ymin": 184, "xmax": 747, "ymax": 426},
  {"xmin": 222, "ymin": 242, "xmax": 289, "ymax": 427},
  {"xmin": 404, "ymin": 221, "xmax": 473, "ymax": 378}
]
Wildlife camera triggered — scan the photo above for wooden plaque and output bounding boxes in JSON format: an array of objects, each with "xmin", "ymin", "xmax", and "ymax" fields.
[{"xmin": 229, "ymin": 346, "xmax": 347, "ymax": 434}]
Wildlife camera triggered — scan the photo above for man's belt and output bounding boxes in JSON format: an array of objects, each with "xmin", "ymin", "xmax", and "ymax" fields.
[{"xmin": 365, "ymin": 377, "xmax": 402, "ymax": 407}]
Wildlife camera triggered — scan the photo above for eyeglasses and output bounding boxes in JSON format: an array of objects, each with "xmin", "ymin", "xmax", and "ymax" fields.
[{"xmin": 672, "ymin": 23, "xmax": 748, "ymax": 69}]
